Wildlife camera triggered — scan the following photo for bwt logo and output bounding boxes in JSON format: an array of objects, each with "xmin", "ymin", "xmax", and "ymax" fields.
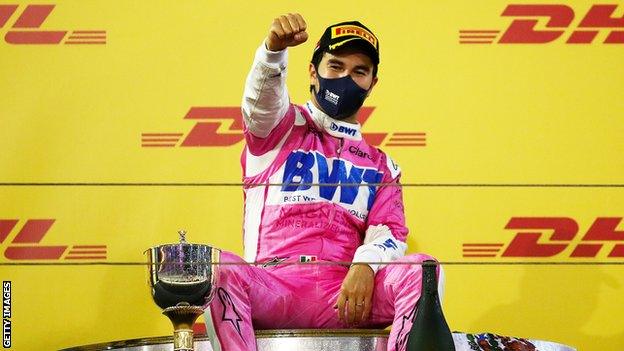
[
  {"xmin": 324, "ymin": 90, "xmax": 340, "ymax": 105},
  {"xmin": 281, "ymin": 150, "xmax": 383, "ymax": 211},
  {"xmin": 330, "ymin": 122, "xmax": 357, "ymax": 137},
  {"xmin": 460, "ymin": 4, "xmax": 624, "ymax": 44},
  {"xmin": 0, "ymin": 4, "xmax": 106, "ymax": 45},
  {"xmin": 142, "ymin": 107, "xmax": 427, "ymax": 148},
  {"xmin": 0, "ymin": 219, "xmax": 107, "ymax": 260},
  {"xmin": 463, "ymin": 217, "xmax": 624, "ymax": 258}
]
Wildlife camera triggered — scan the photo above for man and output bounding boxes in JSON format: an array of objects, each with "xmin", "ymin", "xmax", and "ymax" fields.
[{"xmin": 203, "ymin": 13, "xmax": 443, "ymax": 351}]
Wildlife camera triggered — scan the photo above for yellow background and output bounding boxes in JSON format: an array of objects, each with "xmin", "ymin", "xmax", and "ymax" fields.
[{"xmin": 0, "ymin": 1, "xmax": 622, "ymax": 350}]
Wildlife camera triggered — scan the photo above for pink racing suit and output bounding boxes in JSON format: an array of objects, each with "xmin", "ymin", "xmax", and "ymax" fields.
[{"xmin": 202, "ymin": 42, "xmax": 443, "ymax": 351}]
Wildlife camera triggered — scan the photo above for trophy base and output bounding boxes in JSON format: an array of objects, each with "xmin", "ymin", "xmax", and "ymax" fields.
[{"xmin": 163, "ymin": 304, "xmax": 204, "ymax": 351}]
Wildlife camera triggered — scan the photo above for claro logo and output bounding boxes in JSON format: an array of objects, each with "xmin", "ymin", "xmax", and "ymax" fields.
[
  {"xmin": 0, "ymin": 4, "xmax": 106, "ymax": 45},
  {"xmin": 141, "ymin": 107, "xmax": 427, "ymax": 148},
  {"xmin": 463, "ymin": 217, "xmax": 624, "ymax": 258},
  {"xmin": 0, "ymin": 219, "xmax": 107, "ymax": 260},
  {"xmin": 460, "ymin": 4, "xmax": 624, "ymax": 44}
]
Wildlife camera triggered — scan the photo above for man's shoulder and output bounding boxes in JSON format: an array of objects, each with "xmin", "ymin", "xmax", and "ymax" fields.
[
  {"xmin": 373, "ymin": 146, "xmax": 402, "ymax": 179},
  {"xmin": 345, "ymin": 141, "xmax": 402, "ymax": 179}
]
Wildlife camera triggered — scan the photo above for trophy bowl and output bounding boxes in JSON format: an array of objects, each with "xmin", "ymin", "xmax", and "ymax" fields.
[
  {"xmin": 145, "ymin": 231, "xmax": 221, "ymax": 351},
  {"xmin": 146, "ymin": 231, "xmax": 220, "ymax": 309}
]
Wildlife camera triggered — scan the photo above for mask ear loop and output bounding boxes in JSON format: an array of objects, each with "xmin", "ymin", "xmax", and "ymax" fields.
[{"xmin": 309, "ymin": 60, "xmax": 321, "ymax": 93}]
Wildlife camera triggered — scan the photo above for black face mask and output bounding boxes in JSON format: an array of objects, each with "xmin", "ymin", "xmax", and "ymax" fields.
[{"xmin": 314, "ymin": 74, "xmax": 369, "ymax": 120}]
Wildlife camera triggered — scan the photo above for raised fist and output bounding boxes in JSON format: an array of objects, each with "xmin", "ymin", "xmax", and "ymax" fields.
[{"xmin": 266, "ymin": 13, "xmax": 308, "ymax": 51}]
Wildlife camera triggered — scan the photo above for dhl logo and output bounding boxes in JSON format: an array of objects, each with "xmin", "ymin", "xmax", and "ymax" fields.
[
  {"xmin": 460, "ymin": 4, "xmax": 624, "ymax": 44},
  {"xmin": 0, "ymin": 4, "xmax": 106, "ymax": 45},
  {"xmin": 141, "ymin": 107, "xmax": 427, "ymax": 148},
  {"xmin": 0, "ymin": 219, "xmax": 107, "ymax": 260},
  {"xmin": 463, "ymin": 217, "xmax": 624, "ymax": 258}
]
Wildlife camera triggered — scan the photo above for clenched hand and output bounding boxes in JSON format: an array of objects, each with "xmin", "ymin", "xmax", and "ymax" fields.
[{"xmin": 266, "ymin": 13, "xmax": 308, "ymax": 51}]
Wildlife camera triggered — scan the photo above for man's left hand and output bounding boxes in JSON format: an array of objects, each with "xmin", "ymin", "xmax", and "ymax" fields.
[{"xmin": 335, "ymin": 264, "xmax": 374, "ymax": 326}]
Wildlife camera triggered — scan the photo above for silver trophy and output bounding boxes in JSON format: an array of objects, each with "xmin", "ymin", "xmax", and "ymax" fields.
[{"xmin": 145, "ymin": 230, "xmax": 221, "ymax": 351}]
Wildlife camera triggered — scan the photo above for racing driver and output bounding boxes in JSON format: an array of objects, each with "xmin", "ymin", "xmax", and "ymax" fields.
[{"xmin": 202, "ymin": 13, "xmax": 443, "ymax": 351}]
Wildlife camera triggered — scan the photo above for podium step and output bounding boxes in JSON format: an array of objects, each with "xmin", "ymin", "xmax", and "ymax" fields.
[{"xmin": 61, "ymin": 329, "xmax": 577, "ymax": 351}]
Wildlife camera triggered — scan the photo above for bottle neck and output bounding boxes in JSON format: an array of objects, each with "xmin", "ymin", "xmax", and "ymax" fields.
[{"xmin": 421, "ymin": 260, "xmax": 438, "ymax": 296}]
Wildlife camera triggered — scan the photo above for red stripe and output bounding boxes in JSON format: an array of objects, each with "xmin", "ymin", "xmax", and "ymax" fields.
[
  {"xmin": 388, "ymin": 141, "xmax": 426, "ymax": 144},
  {"xmin": 65, "ymin": 256, "xmax": 107, "ymax": 260},
  {"xmin": 463, "ymin": 243, "xmax": 504, "ymax": 247},
  {"xmin": 463, "ymin": 249, "xmax": 501, "ymax": 252},
  {"xmin": 384, "ymin": 143, "xmax": 426, "ymax": 147},
  {"xmin": 68, "ymin": 250, "xmax": 107, "ymax": 254},
  {"xmin": 73, "ymin": 245, "xmax": 106, "ymax": 249},
  {"xmin": 13, "ymin": 219, "xmax": 55, "ymax": 243},
  {"xmin": 0, "ymin": 5, "xmax": 18, "ymax": 28},
  {"xmin": 460, "ymin": 35, "xmax": 497, "ymax": 39},
  {"xmin": 13, "ymin": 4, "xmax": 54, "ymax": 28},
  {"xmin": 5, "ymin": 246, "xmax": 66, "ymax": 260},
  {"xmin": 68, "ymin": 35, "xmax": 106, "ymax": 39},
  {"xmin": 459, "ymin": 30, "xmax": 500, "ymax": 33},
  {"xmin": 460, "ymin": 41, "xmax": 494, "ymax": 44},
  {"xmin": 5, "ymin": 31, "xmax": 66, "ymax": 44},
  {"xmin": 392, "ymin": 132, "xmax": 426, "ymax": 136},
  {"xmin": 142, "ymin": 133, "xmax": 183, "ymax": 137},
  {"xmin": 142, "ymin": 144, "xmax": 177, "ymax": 147},
  {"xmin": 389, "ymin": 136, "xmax": 426, "ymax": 139},
  {"xmin": 141, "ymin": 138, "xmax": 180, "ymax": 142},
  {"xmin": 72, "ymin": 30, "xmax": 106, "ymax": 34},
  {"xmin": 64, "ymin": 41, "xmax": 106, "ymax": 45},
  {"xmin": 0, "ymin": 220, "xmax": 18, "ymax": 244},
  {"xmin": 463, "ymin": 254, "xmax": 497, "ymax": 257},
  {"xmin": 388, "ymin": 138, "xmax": 427, "ymax": 141}
]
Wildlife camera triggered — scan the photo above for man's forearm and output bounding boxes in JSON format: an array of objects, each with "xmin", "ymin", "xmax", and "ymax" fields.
[
  {"xmin": 241, "ymin": 14, "xmax": 308, "ymax": 138},
  {"xmin": 241, "ymin": 42, "xmax": 289, "ymax": 138},
  {"xmin": 352, "ymin": 224, "xmax": 408, "ymax": 274}
]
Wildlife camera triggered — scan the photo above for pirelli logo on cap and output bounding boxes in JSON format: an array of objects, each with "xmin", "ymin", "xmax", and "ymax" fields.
[{"xmin": 331, "ymin": 25, "xmax": 377, "ymax": 47}]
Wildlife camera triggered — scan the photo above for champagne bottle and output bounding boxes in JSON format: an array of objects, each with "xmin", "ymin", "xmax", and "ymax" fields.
[{"xmin": 406, "ymin": 260, "xmax": 455, "ymax": 351}]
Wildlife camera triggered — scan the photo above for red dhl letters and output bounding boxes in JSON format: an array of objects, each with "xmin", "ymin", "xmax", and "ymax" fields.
[
  {"xmin": 460, "ymin": 4, "xmax": 624, "ymax": 44},
  {"xmin": 142, "ymin": 107, "xmax": 427, "ymax": 148},
  {"xmin": 0, "ymin": 219, "xmax": 107, "ymax": 260},
  {"xmin": 463, "ymin": 217, "xmax": 624, "ymax": 258},
  {"xmin": 0, "ymin": 4, "xmax": 106, "ymax": 45}
]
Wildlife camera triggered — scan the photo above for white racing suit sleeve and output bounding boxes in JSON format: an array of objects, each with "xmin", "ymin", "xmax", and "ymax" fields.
[
  {"xmin": 241, "ymin": 40, "xmax": 290, "ymax": 138},
  {"xmin": 352, "ymin": 224, "xmax": 408, "ymax": 274}
]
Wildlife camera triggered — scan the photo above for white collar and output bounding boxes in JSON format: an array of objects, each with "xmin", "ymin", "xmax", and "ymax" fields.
[{"xmin": 305, "ymin": 101, "xmax": 362, "ymax": 141}]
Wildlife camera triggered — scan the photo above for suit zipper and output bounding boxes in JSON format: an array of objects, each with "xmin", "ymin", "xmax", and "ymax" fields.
[
  {"xmin": 327, "ymin": 137, "xmax": 343, "ymax": 229},
  {"xmin": 337, "ymin": 138, "xmax": 344, "ymax": 158}
]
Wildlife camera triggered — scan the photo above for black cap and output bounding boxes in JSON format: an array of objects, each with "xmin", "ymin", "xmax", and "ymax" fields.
[{"xmin": 313, "ymin": 21, "xmax": 380, "ymax": 65}]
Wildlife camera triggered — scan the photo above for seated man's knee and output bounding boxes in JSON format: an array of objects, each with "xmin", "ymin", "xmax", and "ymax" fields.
[{"xmin": 215, "ymin": 251, "xmax": 250, "ymax": 288}]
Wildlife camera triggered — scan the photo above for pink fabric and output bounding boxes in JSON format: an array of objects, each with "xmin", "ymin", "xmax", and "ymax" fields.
[
  {"xmin": 241, "ymin": 104, "xmax": 408, "ymax": 264},
  {"xmin": 217, "ymin": 103, "xmax": 435, "ymax": 351},
  {"xmin": 244, "ymin": 104, "xmax": 297, "ymax": 157},
  {"xmin": 208, "ymin": 251, "xmax": 438, "ymax": 351}
]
